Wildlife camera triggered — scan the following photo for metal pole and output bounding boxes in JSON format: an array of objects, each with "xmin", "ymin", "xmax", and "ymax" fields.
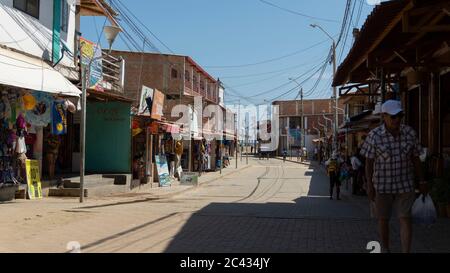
[
  {"xmin": 80, "ymin": 65, "xmax": 87, "ymax": 203},
  {"xmin": 236, "ymin": 100, "xmax": 240, "ymax": 169},
  {"xmin": 246, "ymin": 138, "xmax": 248, "ymax": 165},
  {"xmin": 189, "ymin": 133, "xmax": 192, "ymax": 172},
  {"xmin": 301, "ymin": 88, "xmax": 304, "ymax": 153},
  {"xmin": 332, "ymin": 41, "xmax": 338, "ymax": 153},
  {"xmin": 220, "ymin": 139, "xmax": 223, "ymax": 174}
]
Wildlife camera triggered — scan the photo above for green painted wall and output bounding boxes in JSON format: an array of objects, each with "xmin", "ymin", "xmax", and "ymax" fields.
[
  {"xmin": 52, "ymin": 0, "xmax": 61, "ymax": 64},
  {"xmin": 86, "ymin": 101, "xmax": 131, "ymax": 173}
]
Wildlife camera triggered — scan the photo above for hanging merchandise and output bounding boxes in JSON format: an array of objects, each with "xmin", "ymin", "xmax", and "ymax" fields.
[
  {"xmin": 25, "ymin": 91, "xmax": 53, "ymax": 127},
  {"xmin": 52, "ymin": 100, "xmax": 67, "ymax": 135},
  {"xmin": 22, "ymin": 93, "xmax": 37, "ymax": 111},
  {"xmin": 16, "ymin": 113, "xmax": 27, "ymax": 136},
  {"xmin": 64, "ymin": 99, "xmax": 77, "ymax": 113}
]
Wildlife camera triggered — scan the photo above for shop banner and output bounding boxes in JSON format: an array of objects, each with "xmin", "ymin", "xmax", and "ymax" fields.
[
  {"xmin": 155, "ymin": 155, "xmax": 171, "ymax": 187},
  {"xmin": 138, "ymin": 85, "xmax": 154, "ymax": 116},
  {"xmin": 24, "ymin": 91, "xmax": 53, "ymax": 127},
  {"xmin": 52, "ymin": 100, "xmax": 67, "ymax": 135},
  {"xmin": 25, "ymin": 160, "xmax": 42, "ymax": 200},
  {"xmin": 80, "ymin": 37, "xmax": 104, "ymax": 91},
  {"xmin": 151, "ymin": 89, "xmax": 165, "ymax": 121}
]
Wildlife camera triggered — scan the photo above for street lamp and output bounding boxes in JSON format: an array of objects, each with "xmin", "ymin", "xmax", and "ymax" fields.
[
  {"xmin": 310, "ymin": 23, "xmax": 338, "ymax": 153},
  {"xmin": 288, "ymin": 78, "xmax": 305, "ymax": 151},
  {"xmin": 79, "ymin": 25, "xmax": 121, "ymax": 203}
]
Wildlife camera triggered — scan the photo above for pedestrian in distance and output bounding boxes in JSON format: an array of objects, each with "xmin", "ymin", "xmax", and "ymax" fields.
[
  {"xmin": 282, "ymin": 148, "xmax": 287, "ymax": 162},
  {"xmin": 350, "ymin": 150, "xmax": 363, "ymax": 195},
  {"xmin": 360, "ymin": 100, "xmax": 428, "ymax": 253},
  {"xmin": 326, "ymin": 152, "xmax": 342, "ymax": 200}
]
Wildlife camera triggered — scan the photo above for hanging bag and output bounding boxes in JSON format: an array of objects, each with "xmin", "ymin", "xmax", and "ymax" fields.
[{"xmin": 412, "ymin": 194, "xmax": 437, "ymax": 225}]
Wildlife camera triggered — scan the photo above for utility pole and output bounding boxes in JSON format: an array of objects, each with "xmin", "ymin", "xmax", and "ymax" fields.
[
  {"xmin": 301, "ymin": 88, "xmax": 305, "ymax": 151},
  {"xmin": 79, "ymin": 65, "xmax": 87, "ymax": 203},
  {"xmin": 332, "ymin": 40, "xmax": 338, "ymax": 153},
  {"xmin": 236, "ymin": 100, "xmax": 240, "ymax": 169},
  {"xmin": 310, "ymin": 24, "xmax": 338, "ymax": 153}
]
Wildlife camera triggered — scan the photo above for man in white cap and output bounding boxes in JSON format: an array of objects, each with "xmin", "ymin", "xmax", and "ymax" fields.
[{"xmin": 360, "ymin": 100, "xmax": 427, "ymax": 253}]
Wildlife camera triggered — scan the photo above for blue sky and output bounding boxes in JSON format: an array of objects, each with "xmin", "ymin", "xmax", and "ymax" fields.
[{"xmin": 80, "ymin": 0, "xmax": 375, "ymax": 105}]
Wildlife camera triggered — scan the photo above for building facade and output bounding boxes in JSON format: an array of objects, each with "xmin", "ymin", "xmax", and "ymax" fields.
[{"xmin": 272, "ymin": 98, "xmax": 345, "ymax": 157}]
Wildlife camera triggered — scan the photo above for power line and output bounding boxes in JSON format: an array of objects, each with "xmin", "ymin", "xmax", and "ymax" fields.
[
  {"xmin": 258, "ymin": 0, "xmax": 340, "ymax": 23},
  {"xmin": 114, "ymin": 0, "xmax": 175, "ymax": 54},
  {"xmin": 237, "ymin": 58, "xmax": 329, "ymax": 100},
  {"xmin": 204, "ymin": 37, "xmax": 335, "ymax": 69},
  {"xmin": 225, "ymin": 54, "xmax": 328, "ymax": 89},
  {"xmin": 220, "ymin": 54, "xmax": 326, "ymax": 79},
  {"xmin": 338, "ymin": 0, "xmax": 357, "ymax": 63},
  {"xmin": 262, "ymin": 55, "xmax": 332, "ymax": 103}
]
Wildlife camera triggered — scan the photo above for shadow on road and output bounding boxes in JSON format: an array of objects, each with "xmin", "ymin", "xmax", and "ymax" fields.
[{"xmin": 161, "ymin": 162, "xmax": 376, "ymax": 253}]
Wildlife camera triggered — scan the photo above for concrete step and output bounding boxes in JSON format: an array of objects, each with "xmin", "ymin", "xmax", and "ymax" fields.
[{"xmin": 48, "ymin": 188, "xmax": 88, "ymax": 198}]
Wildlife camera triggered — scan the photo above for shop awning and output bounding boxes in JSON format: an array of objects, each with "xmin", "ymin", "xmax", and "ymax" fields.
[
  {"xmin": 0, "ymin": 47, "xmax": 82, "ymax": 97},
  {"xmin": 157, "ymin": 121, "xmax": 180, "ymax": 134}
]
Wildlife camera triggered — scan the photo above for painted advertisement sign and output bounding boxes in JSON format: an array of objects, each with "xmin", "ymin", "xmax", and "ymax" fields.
[
  {"xmin": 155, "ymin": 155, "xmax": 171, "ymax": 187},
  {"xmin": 80, "ymin": 37, "xmax": 104, "ymax": 91}
]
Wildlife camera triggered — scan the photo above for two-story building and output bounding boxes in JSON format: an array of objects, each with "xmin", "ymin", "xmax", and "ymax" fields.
[
  {"xmin": 272, "ymin": 98, "xmax": 345, "ymax": 158},
  {"xmin": 110, "ymin": 50, "xmax": 230, "ymax": 185}
]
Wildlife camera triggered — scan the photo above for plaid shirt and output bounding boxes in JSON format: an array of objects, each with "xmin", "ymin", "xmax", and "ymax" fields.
[{"xmin": 360, "ymin": 124, "xmax": 421, "ymax": 194}]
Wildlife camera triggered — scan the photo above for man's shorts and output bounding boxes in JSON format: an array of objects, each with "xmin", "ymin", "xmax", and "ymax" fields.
[{"xmin": 375, "ymin": 192, "xmax": 416, "ymax": 220}]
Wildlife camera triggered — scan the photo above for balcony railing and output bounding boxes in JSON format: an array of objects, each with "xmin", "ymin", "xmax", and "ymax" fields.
[{"xmin": 101, "ymin": 51, "xmax": 124, "ymax": 93}]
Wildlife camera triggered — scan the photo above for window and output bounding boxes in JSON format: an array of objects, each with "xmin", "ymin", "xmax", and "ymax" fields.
[
  {"xmin": 200, "ymin": 80, "xmax": 205, "ymax": 91},
  {"xmin": 61, "ymin": 1, "xmax": 69, "ymax": 32},
  {"xmin": 185, "ymin": 70, "xmax": 190, "ymax": 82},
  {"xmin": 14, "ymin": 0, "xmax": 40, "ymax": 19},
  {"xmin": 171, "ymin": 68, "xmax": 178, "ymax": 79}
]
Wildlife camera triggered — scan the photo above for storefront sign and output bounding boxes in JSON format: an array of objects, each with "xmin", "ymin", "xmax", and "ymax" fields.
[
  {"xmin": 180, "ymin": 172, "xmax": 198, "ymax": 186},
  {"xmin": 25, "ymin": 160, "xmax": 42, "ymax": 199},
  {"xmin": 155, "ymin": 155, "xmax": 171, "ymax": 187},
  {"xmin": 138, "ymin": 85, "xmax": 154, "ymax": 116},
  {"xmin": 80, "ymin": 37, "xmax": 104, "ymax": 91},
  {"xmin": 151, "ymin": 89, "xmax": 165, "ymax": 121}
]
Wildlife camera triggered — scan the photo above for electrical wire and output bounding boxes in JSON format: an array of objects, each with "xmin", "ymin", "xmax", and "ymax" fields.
[
  {"xmin": 204, "ymin": 37, "xmax": 336, "ymax": 69},
  {"xmin": 258, "ymin": 0, "xmax": 340, "ymax": 23},
  {"xmin": 114, "ymin": 0, "xmax": 175, "ymax": 54}
]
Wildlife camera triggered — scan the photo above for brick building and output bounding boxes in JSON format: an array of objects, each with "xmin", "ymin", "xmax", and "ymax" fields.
[
  {"xmin": 272, "ymin": 98, "xmax": 345, "ymax": 156},
  {"xmin": 110, "ymin": 50, "xmax": 220, "ymax": 120}
]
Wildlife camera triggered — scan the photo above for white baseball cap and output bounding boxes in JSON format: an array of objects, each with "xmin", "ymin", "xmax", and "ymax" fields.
[{"xmin": 382, "ymin": 100, "xmax": 403, "ymax": 116}]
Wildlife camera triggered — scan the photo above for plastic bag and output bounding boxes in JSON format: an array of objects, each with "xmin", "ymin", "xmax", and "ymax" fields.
[{"xmin": 412, "ymin": 195, "xmax": 437, "ymax": 225}]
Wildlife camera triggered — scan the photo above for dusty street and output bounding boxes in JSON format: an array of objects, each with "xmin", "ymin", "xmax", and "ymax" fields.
[{"xmin": 1, "ymin": 158, "xmax": 449, "ymax": 253}]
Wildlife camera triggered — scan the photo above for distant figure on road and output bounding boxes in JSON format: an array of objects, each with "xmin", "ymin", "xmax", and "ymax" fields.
[
  {"xmin": 326, "ymin": 152, "xmax": 342, "ymax": 200},
  {"xmin": 282, "ymin": 149, "xmax": 287, "ymax": 162},
  {"xmin": 350, "ymin": 150, "xmax": 363, "ymax": 195}
]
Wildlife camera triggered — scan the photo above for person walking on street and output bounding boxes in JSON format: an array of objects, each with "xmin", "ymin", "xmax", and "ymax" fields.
[
  {"xmin": 174, "ymin": 140, "xmax": 183, "ymax": 181},
  {"xmin": 360, "ymin": 100, "xmax": 428, "ymax": 253},
  {"xmin": 326, "ymin": 152, "xmax": 342, "ymax": 200},
  {"xmin": 282, "ymin": 148, "xmax": 287, "ymax": 162}
]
